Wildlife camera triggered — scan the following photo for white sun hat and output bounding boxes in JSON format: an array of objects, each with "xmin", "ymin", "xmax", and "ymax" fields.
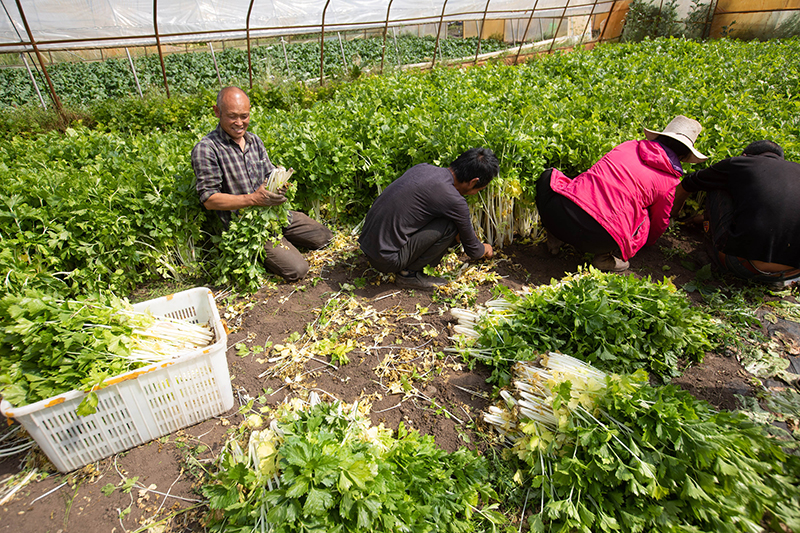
[{"xmin": 643, "ymin": 115, "xmax": 708, "ymax": 164}]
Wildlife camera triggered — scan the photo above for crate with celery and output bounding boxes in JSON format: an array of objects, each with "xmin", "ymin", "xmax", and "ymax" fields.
[{"xmin": 0, "ymin": 287, "xmax": 231, "ymax": 472}]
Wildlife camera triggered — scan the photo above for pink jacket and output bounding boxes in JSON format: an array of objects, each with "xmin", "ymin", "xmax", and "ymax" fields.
[{"xmin": 549, "ymin": 140, "xmax": 682, "ymax": 261}]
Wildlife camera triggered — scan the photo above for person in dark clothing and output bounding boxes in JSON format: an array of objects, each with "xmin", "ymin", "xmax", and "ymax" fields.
[
  {"xmin": 359, "ymin": 148, "xmax": 498, "ymax": 289},
  {"xmin": 672, "ymin": 140, "xmax": 800, "ymax": 287}
]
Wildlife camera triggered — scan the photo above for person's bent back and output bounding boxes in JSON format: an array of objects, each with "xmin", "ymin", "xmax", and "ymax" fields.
[
  {"xmin": 673, "ymin": 140, "xmax": 800, "ymax": 287},
  {"xmin": 359, "ymin": 147, "xmax": 498, "ymax": 289}
]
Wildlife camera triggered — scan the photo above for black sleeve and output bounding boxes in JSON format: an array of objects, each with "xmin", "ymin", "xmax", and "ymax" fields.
[{"xmin": 681, "ymin": 157, "xmax": 736, "ymax": 193}]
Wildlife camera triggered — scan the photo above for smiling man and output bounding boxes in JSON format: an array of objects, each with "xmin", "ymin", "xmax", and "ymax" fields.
[
  {"xmin": 192, "ymin": 86, "xmax": 332, "ymax": 281},
  {"xmin": 358, "ymin": 147, "xmax": 498, "ymax": 289}
]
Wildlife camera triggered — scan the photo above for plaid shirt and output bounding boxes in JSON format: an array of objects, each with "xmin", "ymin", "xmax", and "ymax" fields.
[{"xmin": 192, "ymin": 125, "xmax": 275, "ymax": 227}]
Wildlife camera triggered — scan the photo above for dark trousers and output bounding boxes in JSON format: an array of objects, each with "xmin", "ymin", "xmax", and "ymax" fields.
[
  {"xmin": 364, "ymin": 218, "xmax": 458, "ymax": 274},
  {"xmin": 705, "ymin": 191, "xmax": 800, "ymax": 284},
  {"xmin": 263, "ymin": 211, "xmax": 333, "ymax": 281},
  {"xmin": 535, "ymin": 168, "xmax": 618, "ymax": 254}
]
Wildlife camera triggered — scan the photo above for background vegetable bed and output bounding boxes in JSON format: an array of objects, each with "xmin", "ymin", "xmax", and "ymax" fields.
[{"xmin": 2, "ymin": 38, "xmax": 798, "ymax": 299}]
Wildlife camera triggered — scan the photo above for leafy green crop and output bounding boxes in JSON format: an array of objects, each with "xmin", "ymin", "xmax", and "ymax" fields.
[
  {"xmin": 209, "ymin": 182, "xmax": 296, "ymax": 293},
  {"xmin": 0, "ymin": 289, "xmax": 155, "ymax": 408},
  {"xmin": 486, "ymin": 359, "xmax": 800, "ymax": 532},
  {"xmin": 454, "ymin": 268, "xmax": 722, "ymax": 384},
  {"xmin": 0, "ymin": 124, "xmax": 209, "ymax": 298},
  {"xmin": 0, "ymin": 35, "xmax": 512, "ymax": 108},
  {"xmin": 2, "ymin": 38, "xmax": 799, "ymax": 296},
  {"xmin": 203, "ymin": 398, "xmax": 504, "ymax": 532}
]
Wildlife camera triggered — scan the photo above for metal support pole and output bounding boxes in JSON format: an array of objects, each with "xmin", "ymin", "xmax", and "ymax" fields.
[
  {"xmin": 337, "ymin": 32, "xmax": 347, "ymax": 70},
  {"xmin": 547, "ymin": 0, "xmax": 570, "ymax": 54},
  {"xmin": 15, "ymin": 0, "xmax": 62, "ymax": 113},
  {"xmin": 474, "ymin": 0, "xmax": 492, "ymax": 64},
  {"xmin": 21, "ymin": 53, "xmax": 46, "ymax": 108},
  {"xmin": 208, "ymin": 43, "xmax": 222, "ymax": 89},
  {"xmin": 703, "ymin": 0, "xmax": 717, "ymax": 38},
  {"xmin": 281, "ymin": 37, "xmax": 290, "ymax": 75},
  {"xmin": 580, "ymin": 0, "xmax": 601, "ymax": 45},
  {"xmin": 320, "ymin": 0, "xmax": 332, "ymax": 85},
  {"xmin": 152, "ymin": 0, "xmax": 170, "ymax": 97},
  {"xmin": 598, "ymin": 0, "xmax": 618, "ymax": 43},
  {"xmin": 431, "ymin": 0, "xmax": 449, "ymax": 68},
  {"xmin": 392, "ymin": 26, "xmax": 401, "ymax": 67},
  {"xmin": 126, "ymin": 48, "xmax": 143, "ymax": 98},
  {"xmin": 380, "ymin": 0, "xmax": 395, "ymax": 74},
  {"xmin": 515, "ymin": 0, "xmax": 541, "ymax": 65},
  {"xmin": 246, "ymin": 0, "xmax": 256, "ymax": 89}
]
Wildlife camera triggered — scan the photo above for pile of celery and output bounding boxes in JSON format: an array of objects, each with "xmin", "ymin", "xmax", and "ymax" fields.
[
  {"xmin": 483, "ymin": 353, "xmax": 800, "ymax": 533},
  {"xmin": 0, "ymin": 289, "xmax": 213, "ymax": 413}
]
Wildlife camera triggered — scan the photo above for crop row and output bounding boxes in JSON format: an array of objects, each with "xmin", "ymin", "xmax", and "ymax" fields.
[
  {"xmin": 0, "ymin": 38, "xmax": 798, "ymax": 297},
  {"xmin": 0, "ymin": 35, "xmax": 510, "ymax": 108}
]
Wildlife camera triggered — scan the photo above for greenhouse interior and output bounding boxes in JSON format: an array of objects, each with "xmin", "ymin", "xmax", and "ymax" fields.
[{"xmin": 2, "ymin": 0, "xmax": 800, "ymax": 532}]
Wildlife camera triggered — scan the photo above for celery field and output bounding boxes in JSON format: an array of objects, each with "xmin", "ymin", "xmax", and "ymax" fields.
[{"xmin": 1, "ymin": 38, "xmax": 799, "ymax": 533}]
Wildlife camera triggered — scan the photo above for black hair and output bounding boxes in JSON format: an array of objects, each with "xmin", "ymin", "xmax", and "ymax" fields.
[
  {"xmin": 742, "ymin": 140, "xmax": 784, "ymax": 159},
  {"xmin": 654, "ymin": 134, "xmax": 691, "ymax": 160},
  {"xmin": 450, "ymin": 147, "xmax": 500, "ymax": 189}
]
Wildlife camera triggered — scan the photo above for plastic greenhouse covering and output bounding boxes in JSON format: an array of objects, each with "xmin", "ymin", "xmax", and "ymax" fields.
[{"xmin": 0, "ymin": 0, "xmax": 611, "ymax": 51}]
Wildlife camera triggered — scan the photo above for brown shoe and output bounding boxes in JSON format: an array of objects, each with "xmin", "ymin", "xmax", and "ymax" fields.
[
  {"xmin": 395, "ymin": 271, "xmax": 447, "ymax": 289},
  {"xmin": 592, "ymin": 253, "xmax": 629, "ymax": 272},
  {"xmin": 545, "ymin": 231, "xmax": 563, "ymax": 256}
]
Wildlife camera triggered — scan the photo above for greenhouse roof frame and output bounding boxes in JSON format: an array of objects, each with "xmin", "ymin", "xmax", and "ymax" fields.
[{"xmin": 1, "ymin": 0, "xmax": 614, "ymax": 52}]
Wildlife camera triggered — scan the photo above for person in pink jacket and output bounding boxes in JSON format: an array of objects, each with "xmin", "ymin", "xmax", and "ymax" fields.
[{"xmin": 536, "ymin": 115, "xmax": 707, "ymax": 271}]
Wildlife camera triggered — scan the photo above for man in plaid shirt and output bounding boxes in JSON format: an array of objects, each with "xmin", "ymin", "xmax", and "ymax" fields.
[{"xmin": 192, "ymin": 86, "xmax": 332, "ymax": 281}]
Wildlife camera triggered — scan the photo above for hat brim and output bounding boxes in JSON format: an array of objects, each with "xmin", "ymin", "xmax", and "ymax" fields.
[{"xmin": 644, "ymin": 127, "xmax": 707, "ymax": 164}]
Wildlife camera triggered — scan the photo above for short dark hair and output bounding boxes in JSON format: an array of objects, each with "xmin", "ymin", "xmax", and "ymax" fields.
[
  {"xmin": 654, "ymin": 134, "xmax": 691, "ymax": 160},
  {"xmin": 450, "ymin": 147, "xmax": 499, "ymax": 189},
  {"xmin": 742, "ymin": 140, "xmax": 784, "ymax": 159}
]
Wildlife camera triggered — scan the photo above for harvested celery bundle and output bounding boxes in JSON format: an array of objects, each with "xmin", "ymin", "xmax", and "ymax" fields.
[
  {"xmin": 484, "ymin": 354, "xmax": 800, "ymax": 533},
  {"xmin": 450, "ymin": 267, "xmax": 722, "ymax": 384},
  {"xmin": 265, "ymin": 166, "xmax": 294, "ymax": 193},
  {"xmin": 0, "ymin": 289, "xmax": 214, "ymax": 411}
]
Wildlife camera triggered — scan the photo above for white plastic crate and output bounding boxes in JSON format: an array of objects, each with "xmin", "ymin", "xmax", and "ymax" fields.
[{"xmin": 0, "ymin": 287, "xmax": 233, "ymax": 473}]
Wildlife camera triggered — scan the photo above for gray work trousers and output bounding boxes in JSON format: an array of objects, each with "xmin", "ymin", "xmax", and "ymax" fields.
[
  {"xmin": 364, "ymin": 218, "xmax": 458, "ymax": 274},
  {"xmin": 263, "ymin": 211, "xmax": 333, "ymax": 281}
]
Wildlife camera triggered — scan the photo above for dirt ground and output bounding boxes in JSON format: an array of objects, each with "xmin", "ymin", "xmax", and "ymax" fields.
[{"xmin": 1, "ymin": 221, "xmax": 797, "ymax": 533}]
